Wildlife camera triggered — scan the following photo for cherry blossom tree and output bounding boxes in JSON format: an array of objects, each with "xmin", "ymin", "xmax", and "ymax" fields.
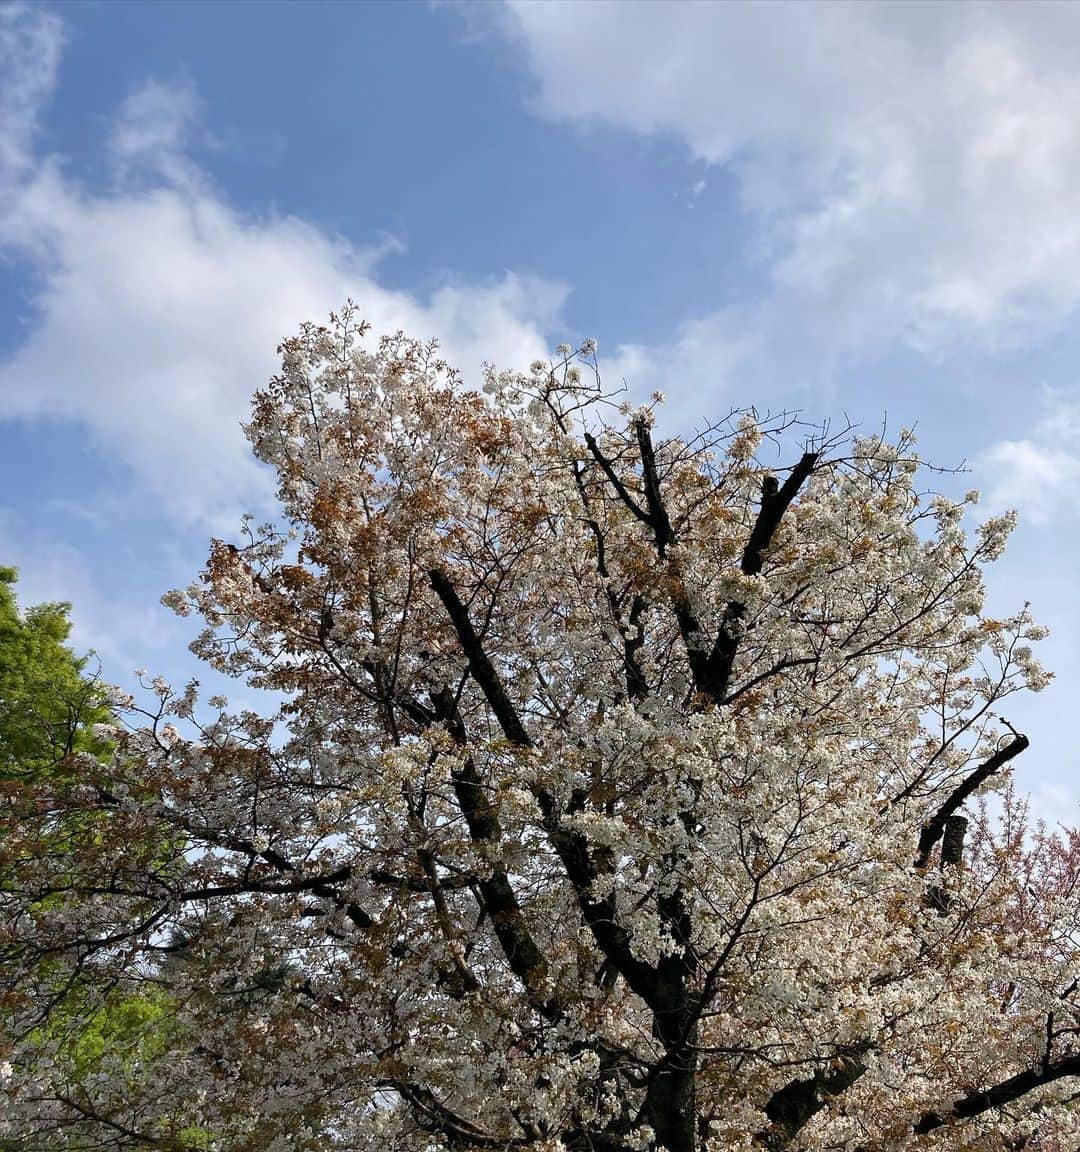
[{"xmin": 3, "ymin": 308, "xmax": 1078, "ymax": 1151}]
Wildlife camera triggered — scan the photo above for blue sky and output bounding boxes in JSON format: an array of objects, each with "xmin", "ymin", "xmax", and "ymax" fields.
[{"xmin": 1, "ymin": 0, "xmax": 1078, "ymax": 819}]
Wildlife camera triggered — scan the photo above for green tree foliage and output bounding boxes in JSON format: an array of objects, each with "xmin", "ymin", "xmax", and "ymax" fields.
[
  {"xmin": 0, "ymin": 570, "xmax": 222, "ymax": 1150},
  {"xmin": 0, "ymin": 566, "xmax": 110, "ymax": 780},
  {"xmin": 0, "ymin": 569, "xmax": 193, "ymax": 1150}
]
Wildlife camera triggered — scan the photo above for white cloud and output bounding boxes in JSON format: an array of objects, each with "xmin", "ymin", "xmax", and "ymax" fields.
[
  {"xmin": 0, "ymin": 2, "xmax": 62, "ymax": 179},
  {"xmin": 0, "ymin": 172, "xmax": 563, "ymax": 528},
  {"xmin": 978, "ymin": 388, "xmax": 1080, "ymax": 523},
  {"xmin": 598, "ymin": 305, "xmax": 769, "ymax": 429},
  {"xmin": 495, "ymin": 1, "xmax": 1080, "ymax": 356},
  {"xmin": 108, "ymin": 77, "xmax": 205, "ymax": 192},
  {"xmin": 0, "ymin": 6, "xmax": 564, "ymax": 531},
  {"xmin": 0, "ymin": 512, "xmax": 171, "ymax": 676}
]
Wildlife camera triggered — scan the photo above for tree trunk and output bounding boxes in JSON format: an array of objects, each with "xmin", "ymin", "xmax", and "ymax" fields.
[
  {"xmin": 641, "ymin": 1050, "xmax": 697, "ymax": 1152},
  {"xmin": 641, "ymin": 977, "xmax": 698, "ymax": 1152}
]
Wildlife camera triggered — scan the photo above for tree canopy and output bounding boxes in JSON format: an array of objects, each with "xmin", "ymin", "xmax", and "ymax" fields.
[
  {"xmin": 0, "ymin": 571, "xmax": 189, "ymax": 1151},
  {"xmin": 0, "ymin": 567, "xmax": 110, "ymax": 780},
  {"xmin": 2, "ymin": 311, "xmax": 1077, "ymax": 1151}
]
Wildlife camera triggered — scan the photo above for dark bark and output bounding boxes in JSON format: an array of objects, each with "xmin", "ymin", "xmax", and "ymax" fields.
[
  {"xmin": 757, "ymin": 1046, "xmax": 870, "ymax": 1148},
  {"xmin": 389, "ymin": 1080, "xmax": 527, "ymax": 1148},
  {"xmin": 429, "ymin": 568, "xmax": 533, "ymax": 749},
  {"xmin": 634, "ymin": 417, "xmax": 675, "ymax": 555},
  {"xmin": 638, "ymin": 961, "xmax": 699, "ymax": 1152},
  {"xmin": 704, "ymin": 454, "xmax": 818, "ymax": 703},
  {"xmin": 914, "ymin": 1054, "xmax": 1080, "ymax": 1133},
  {"xmin": 940, "ymin": 813, "xmax": 968, "ymax": 867},
  {"xmin": 915, "ymin": 734, "xmax": 1028, "ymax": 867},
  {"xmin": 534, "ymin": 787, "xmax": 661, "ymax": 1007},
  {"xmin": 585, "ymin": 424, "xmax": 818, "ymax": 709},
  {"xmin": 623, "ymin": 592, "xmax": 649, "ymax": 701},
  {"xmin": 639, "ymin": 1037, "xmax": 698, "ymax": 1152},
  {"xmin": 639, "ymin": 877, "xmax": 699, "ymax": 1151},
  {"xmin": 427, "ymin": 685, "xmax": 558, "ymax": 1020},
  {"xmin": 925, "ymin": 814, "xmax": 969, "ymax": 914},
  {"xmin": 429, "ymin": 568, "xmax": 658, "ymax": 1012},
  {"xmin": 583, "ymin": 430, "xmax": 653, "ymax": 530}
]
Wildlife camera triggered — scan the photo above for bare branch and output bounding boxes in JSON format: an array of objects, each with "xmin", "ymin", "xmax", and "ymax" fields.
[
  {"xmin": 915, "ymin": 734, "xmax": 1029, "ymax": 867},
  {"xmin": 584, "ymin": 430, "xmax": 652, "ymax": 529},
  {"xmin": 705, "ymin": 453, "xmax": 819, "ymax": 702},
  {"xmin": 429, "ymin": 568, "xmax": 532, "ymax": 748}
]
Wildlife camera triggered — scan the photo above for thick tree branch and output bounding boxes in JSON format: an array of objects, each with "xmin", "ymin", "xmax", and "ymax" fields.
[
  {"xmin": 913, "ymin": 1054, "xmax": 1080, "ymax": 1133},
  {"xmin": 389, "ymin": 1081, "xmax": 525, "ymax": 1148},
  {"xmin": 368, "ymin": 867, "xmax": 473, "ymax": 893},
  {"xmin": 740, "ymin": 453, "xmax": 820, "ymax": 579},
  {"xmin": 925, "ymin": 813, "xmax": 969, "ymax": 914},
  {"xmin": 429, "ymin": 568, "xmax": 532, "ymax": 748},
  {"xmin": 634, "ymin": 417, "xmax": 675, "ymax": 554},
  {"xmin": 636, "ymin": 1039, "xmax": 699, "ymax": 1152},
  {"xmin": 427, "ymin": 686, "xmax": 557, "ymax": 1019},
  {"xmin": 583, "ymin": 431, "xmax": 652, "ymax": 529},
  {"xmin": 429, "ymin": 570, "xmax": 658, "ymax": 1011},
  {"xmin": 256, "ymin": 857, "xmax": 374, "ymax": 932},
  {"xmin": 631, "ymin": 419, "xmax": 713, "ymax": 693},
  {"xmin": 756, "ymin": 1044, "xmax": 870, "ymax": 1148},
  {"xmin": 622, "ymin": 592, "xmax": 649, "ymax": 702},
  {"xmin": 940, "ymin": 813, "xmax": 969, "ymax": 868},
  {"xmin": 177, "ymin": 866, "xmax": 351, "ymax": 903},
  {"xmin": 705, "ymin": 453, "xmax": 819, "ymax": 703},
  {"xmin": 532, "ymin": 789, "xmax": 660, "ymax": 1008},
  {"xmin": 915, "ymin": 734, "xmax": 1029, "ymax": 867}
]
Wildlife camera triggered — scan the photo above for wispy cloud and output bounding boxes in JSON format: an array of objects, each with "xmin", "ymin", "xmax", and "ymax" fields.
[
  {"xmin": 0, "ymin": 511, "xmax": 171, "ymax": 675},
  {"xmin": 108, "ymin": 76, "xmax": 205, "ymax": 193},
  {"xmin": 0, "ymin": 6, "xmax": 565, "ymax": 532},
  {"xmin": 979, "ymin": 388, "xmax": 1080, "ymax": 523},
  {"xmin": 493, "ymin": 1, "xmax": 1080, "ymax": 358},
  {"xmin": 0, "ymin": 1, "xmax": 63, "ymax": 187}
]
